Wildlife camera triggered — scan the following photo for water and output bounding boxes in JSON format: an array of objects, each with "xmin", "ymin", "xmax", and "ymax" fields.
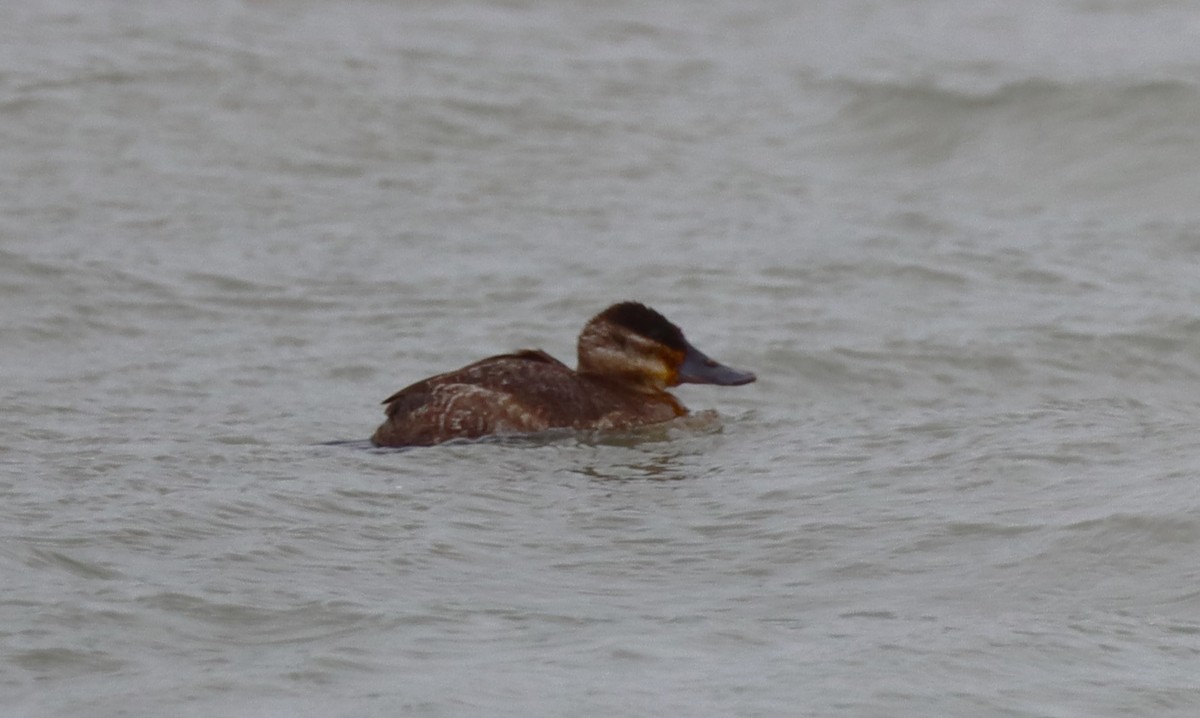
[{"xmin": 4, "ymin": 0, "xmax": 1200, "ymax": 715}]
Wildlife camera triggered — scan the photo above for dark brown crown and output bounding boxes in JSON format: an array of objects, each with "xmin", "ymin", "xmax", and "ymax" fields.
[{"xmin": 595, "ymin": 302, "xmax": 687, "ymax": 352}]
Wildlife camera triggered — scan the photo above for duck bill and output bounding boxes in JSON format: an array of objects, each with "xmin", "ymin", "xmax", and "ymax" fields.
[{"xmin": 677, "ymin": 344, "xmax": 756, "ymax": 386}]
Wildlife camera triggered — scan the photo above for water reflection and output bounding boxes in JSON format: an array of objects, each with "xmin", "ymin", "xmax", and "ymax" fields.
[{"xmin": 570, "ymin": 451, "xmax": 696, "ymax": 482}]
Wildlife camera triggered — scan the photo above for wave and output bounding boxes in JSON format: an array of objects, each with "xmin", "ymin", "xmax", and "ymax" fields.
[
  {"xmin": 829, "ymin": 75, "xmax": 1200, "ymax": 112},
  {"xmin": 808, "ymin": 75, "xmax": 1200, "ymax": 216}
]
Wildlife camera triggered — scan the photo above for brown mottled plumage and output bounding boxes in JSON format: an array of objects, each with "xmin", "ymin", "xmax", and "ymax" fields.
[{"xmin": 370, "ymin": 302, "xmax": 755, "ymax": 448}]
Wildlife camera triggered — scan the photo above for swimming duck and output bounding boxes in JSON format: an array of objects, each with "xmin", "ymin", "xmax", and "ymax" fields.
[{"xmin": 370, "ymin": 302, "xmax": 755, "ymax": 447}]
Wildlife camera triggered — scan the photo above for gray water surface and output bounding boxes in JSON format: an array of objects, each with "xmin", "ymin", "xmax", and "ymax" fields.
[{"xmin": 4, "ymin": 1, "xmax": 1200, "ymax": 716}]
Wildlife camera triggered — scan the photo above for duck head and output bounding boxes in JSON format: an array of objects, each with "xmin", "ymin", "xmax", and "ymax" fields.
[{"xmin": 576, "ymin": 302, "xmax": 756, "ymax": 393}]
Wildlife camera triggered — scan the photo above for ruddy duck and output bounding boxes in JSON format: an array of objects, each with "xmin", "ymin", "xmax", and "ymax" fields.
[{"xmin": 370, "ymin": 302, "xmax": 755, "ymax": 447}]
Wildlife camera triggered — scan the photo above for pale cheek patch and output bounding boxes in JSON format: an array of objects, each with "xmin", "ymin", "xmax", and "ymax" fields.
[
  {"xmin": 589, "ymin": 346, "xmax": 670, "ymax": 386},
  {"xmin": 625, "ymin": 335, "xmax": 676, "ymax": 383}
]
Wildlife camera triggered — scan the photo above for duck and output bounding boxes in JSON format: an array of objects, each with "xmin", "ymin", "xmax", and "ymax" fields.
[{"xmin": 370, "ymin": 301, "xmax": 755, "ymax": 447}]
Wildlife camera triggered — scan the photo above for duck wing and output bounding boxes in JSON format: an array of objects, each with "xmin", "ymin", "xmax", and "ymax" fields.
[{"xmin": 372, "ymin": 350, "xmax": 586, "ymax": 447}]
